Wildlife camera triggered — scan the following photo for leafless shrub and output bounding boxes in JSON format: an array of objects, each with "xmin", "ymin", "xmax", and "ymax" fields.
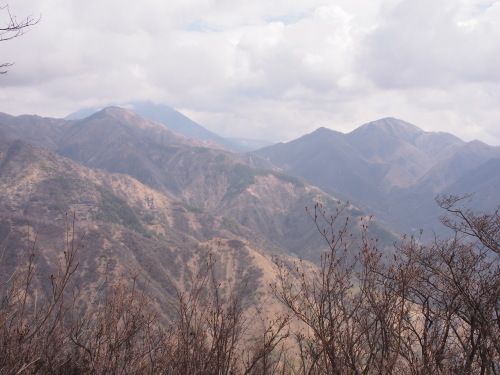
[
  {"xmin": 1, "ymin": 194, "xmax": 496, "ymax": 374},
  {"xmin": 390, "ymin": 195, "xmax": 499, "ymax": 374},
  {"xmin": 0, "ymin": 214, "xmax": 291, "ymax": 375},
  {"xmin": 162, "ymin": 252, "xmax": 291, "ymax": 375},
  {"xmin": 0, "ymin": 213, "xmax": 84, "ymax": 374},
  {"xmin": 274, "ymin": 197, "xmax": 499, "ymax": 375}
]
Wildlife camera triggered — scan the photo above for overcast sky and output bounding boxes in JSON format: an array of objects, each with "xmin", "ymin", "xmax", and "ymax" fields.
[{"xmin": 1, "ymin": 0, "xmax": 499, "ymax": 144}]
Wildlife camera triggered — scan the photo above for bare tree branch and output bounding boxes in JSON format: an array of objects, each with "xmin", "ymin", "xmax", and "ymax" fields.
[
  {"xmin": 1, "ymin": 4, "xmax": 39, "ymax": 73},
  {"xmin": 436, "ymin": 194, "xmax": 500, "ymax": 254}
]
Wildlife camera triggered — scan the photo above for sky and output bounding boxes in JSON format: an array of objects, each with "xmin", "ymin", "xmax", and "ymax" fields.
[{"xmin": 1, "ymin": 0, "xmax": 500, "ymax": 145}]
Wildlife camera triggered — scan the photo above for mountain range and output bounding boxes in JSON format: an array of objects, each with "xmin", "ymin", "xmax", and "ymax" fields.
[
  {"xmin": 0, "ymin": 106, "xmax": 498, "ymax": 316},
  {"xmin": 0, "ymin": 106, "xmax": 397, "ymax": 317},
  {"xmin": 256, "ymin": 117, "xmax": 500, "ymax": 237}
]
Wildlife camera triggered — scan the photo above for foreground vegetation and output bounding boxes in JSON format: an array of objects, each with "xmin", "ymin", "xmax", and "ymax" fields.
[{"xmin": 0, "ymin": 195, "xmax": 498, "ymax": 374}]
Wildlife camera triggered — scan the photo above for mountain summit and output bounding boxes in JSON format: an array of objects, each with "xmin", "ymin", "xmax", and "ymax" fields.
[
  {"xmin": 350, "ymin": 117, "xmax": 424, "ymax": 138},
  {"xmin": 67, "ymin": 102, "xmax": 273, "ymax": 151},
  {"xmin": 256, "ymin": 118, "xmax": 500, "ymax": 236}
]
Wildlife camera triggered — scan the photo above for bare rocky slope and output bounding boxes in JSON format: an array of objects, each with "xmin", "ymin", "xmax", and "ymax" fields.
[{"xmin": 0, "ymin": 137, "xmax": 291, "ymax": 319}]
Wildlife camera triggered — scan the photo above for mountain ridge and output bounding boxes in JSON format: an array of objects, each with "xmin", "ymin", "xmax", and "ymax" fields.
[
  {"xmin": 2, "ymin": 108, "xmax": 495, "ymax": 240},
  {"xmin": 255, "ymin": 117, "xmax": 500, "ymax": 236}
]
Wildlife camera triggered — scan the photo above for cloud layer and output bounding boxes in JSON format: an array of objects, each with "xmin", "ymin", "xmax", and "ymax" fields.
[{"xmin": 1, "ymin": 0, "xmax": 499, "ymax": 144}]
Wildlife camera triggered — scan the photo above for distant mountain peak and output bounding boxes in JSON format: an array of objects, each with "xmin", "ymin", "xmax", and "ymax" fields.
[
  {"xmin": 353, "ymin": 118, "xmax": 424, "ymax": 137},
  {"xmin": 313, "ymin": 126, "xmax": 340, "ymax": 134},
  {"xmin": 101, "ymin": 106, "xmax": 127, "ymax": 114},
  {"xmin": 93, "ymin": 106, "xmax": 137, "ymax": 120},
  {"xmin": 307, "ymin": 127, "xmax": 344, "ymax": 139},
  {"xmin": 81, "ymin": 106, "xmax": 174, "ymax": 134},
  {"xmin": 67, "ymin": 101, "xmax": 270, "ymax": 152}
]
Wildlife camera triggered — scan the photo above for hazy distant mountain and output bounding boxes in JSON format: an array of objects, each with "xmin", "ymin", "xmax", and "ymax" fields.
[
  {"xmin": 256, "ymin": 117, "xmax": 500, "ymax": 237},
  {"xmin": 443, "ymin": 157, "xmax": 500, "ymax": 212},
  {"xmin": 66, "ymin": 102, "xmax": 273, "ymax": 152},
  {"xmin": 225, "ymin": 137, "xmax": 274, "ymax": 151}
]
